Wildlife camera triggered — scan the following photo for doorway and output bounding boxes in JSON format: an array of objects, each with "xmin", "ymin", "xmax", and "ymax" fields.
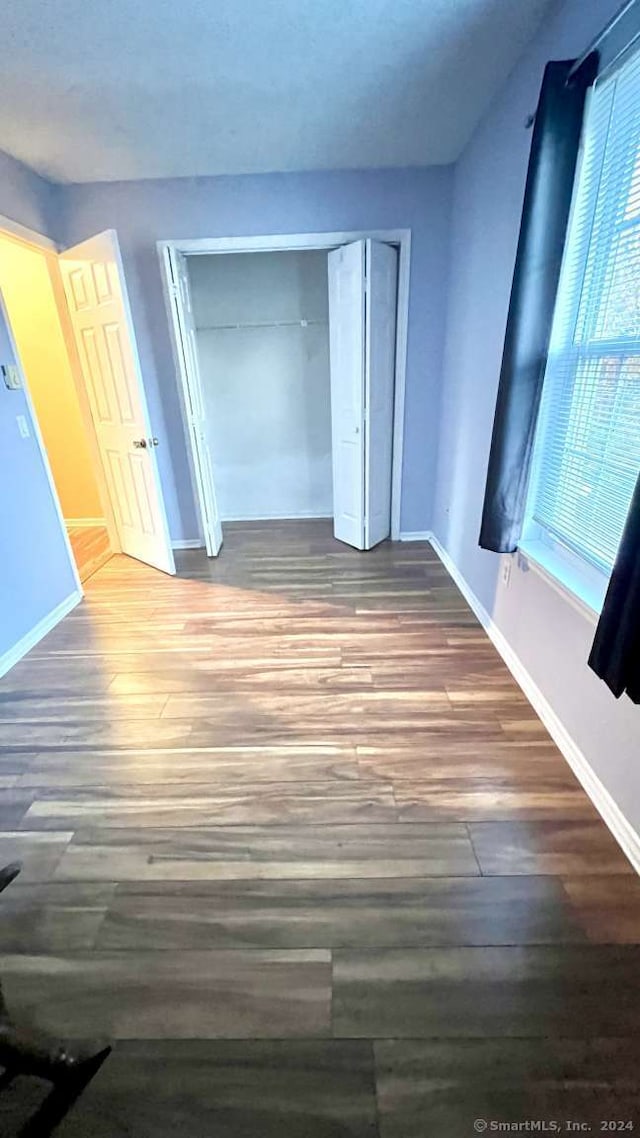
[
  {"xmin": 0, "ymin": 231, "xmax": 111, "ymax": 584},
  {"xmin": 160, "ymin": 229, "xmax": 410, "ymax": 557},
  {"xmin": 0, "ymin": 222, "xmax": 176, "ymax": 591}
]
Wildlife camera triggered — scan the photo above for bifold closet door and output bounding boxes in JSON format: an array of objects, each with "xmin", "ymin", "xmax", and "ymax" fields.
[
  {"xmin": 59, "ymin": 229, "xmax": 176, "ymax": 575},
  {"xmin": 167, "ymin": 250, "xmax": 223, "ymax": 557},
  {"xmin": 364, "ymin": 239, "xmax": 398, "ymax": 548},
  {"xmin": 328, "ymin": 238, "xmax": 398, "ymax": 551},
  {"xmin": 328, "ymin": 241, "xmax": 366, "ymax": 548}
]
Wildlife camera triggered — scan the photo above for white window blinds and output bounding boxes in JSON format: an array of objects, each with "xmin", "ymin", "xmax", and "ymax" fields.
[{"xmin": 526, "ymin": 48, "xmax": 640, "ymax": 576}]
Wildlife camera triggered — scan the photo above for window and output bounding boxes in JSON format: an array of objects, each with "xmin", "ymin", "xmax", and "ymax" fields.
[{"xmin": 523, "ymin": 47, "xmax": 640, "ymax": 613}]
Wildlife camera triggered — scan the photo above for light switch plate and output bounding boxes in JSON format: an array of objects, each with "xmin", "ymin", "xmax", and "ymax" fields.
[
  {"xmin": 16, "ymin": 415, "xmax": 30, "ymax": 438},
  {"xmin": 2, "ymin": 364, "xmax": 22, "ymax": 390}
]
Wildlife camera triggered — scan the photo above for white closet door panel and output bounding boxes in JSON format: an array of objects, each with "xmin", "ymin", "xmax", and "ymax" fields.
[
  {"xmin": 365, "ymin": 239, "xmax": 398, "ymax": 549},
  {"xmin": 175, "ymin": 253, "xmax": 223, "ymax": 556},
  {"xmin": 328, "ymin": 240, "xmax": 366, "ymax": 549}
]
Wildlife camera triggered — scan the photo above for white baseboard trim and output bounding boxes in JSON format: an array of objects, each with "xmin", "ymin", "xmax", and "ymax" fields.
[
  {"xmin": 172, "ymin": 538, "xmax": 205, "ymax": 550},
  {"xmin": 399, "ymin": 530, "xmax": 433, "ymax": 542},
  {"xmin": 0, "ymin": 591, "xmax": 82, "ymax": 680},
  {"xmin": 65, "ymin": 518, "xmax": 106, "ymax": 528},
  {"xmin": 429, "ymin": 534, "xmax": 640, "ymax": 876},
  {"xmin": 220, "ymin": 511, "xmax": 332, "ymax": 522}
]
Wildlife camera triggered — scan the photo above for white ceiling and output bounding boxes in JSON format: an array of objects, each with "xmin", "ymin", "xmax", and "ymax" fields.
[{"xmin": 1, "ymin": 0, "xmax": 555, "ymax": 184}]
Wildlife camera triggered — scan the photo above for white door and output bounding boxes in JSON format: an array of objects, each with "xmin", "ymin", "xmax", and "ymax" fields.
[
  {"xmin": 364, "ymin": 239, "xmax": 398, "ymax": 548},
  {"xmin": 328, "ymin": 239, "xmax": 397, "ymax": 550},
  {"xmin": 165, "ymin": 249, "xmax": 223, "ymax": 556},
  {"xmin": 59, "ymin": 230, "xmax": 175, "ymax": 574}
]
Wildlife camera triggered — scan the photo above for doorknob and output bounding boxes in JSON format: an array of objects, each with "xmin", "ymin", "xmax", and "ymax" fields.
[{"xmin": 133, "ymin": 438, "xmax": 147, "ymax": 448}]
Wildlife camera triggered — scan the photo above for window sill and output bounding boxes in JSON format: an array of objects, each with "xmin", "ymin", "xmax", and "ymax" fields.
[{"xmin": 517, "ymin": 539, "xmax": 606, "ymax": 627}]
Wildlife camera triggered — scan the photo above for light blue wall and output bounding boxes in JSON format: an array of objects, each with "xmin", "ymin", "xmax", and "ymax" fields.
[
  {"xmin": 56, "ymin": 166, "xmax": 453, "ymax": 540},
  {"xmin": 433, "ymin": 0, "xmax": 640, "ymax": 835},
  {"xmin": 0, "ymin": 148, "xmax": 57, "ymax": 237},
  {"xmin": 0, "ymin": 303, "xmax": 78, "ymax": 661}
]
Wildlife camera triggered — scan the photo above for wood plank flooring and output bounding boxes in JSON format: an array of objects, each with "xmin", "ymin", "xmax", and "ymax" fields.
[
  {"xmin": 0, "ymin": 520, "xmax": 638, "ymax": 1135},
  {"xmin": 66, "ymin": 524, "xmax": 112, "ymax": 583}
]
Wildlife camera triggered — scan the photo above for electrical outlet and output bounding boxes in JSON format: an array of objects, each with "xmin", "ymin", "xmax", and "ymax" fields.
[
  {"xmin": 501, "ymin": 557, "xmax": 512, "ymax": 588},
  {"xmin": 16, "ymin": 415, "xmax": 30, "ymax": 439}
]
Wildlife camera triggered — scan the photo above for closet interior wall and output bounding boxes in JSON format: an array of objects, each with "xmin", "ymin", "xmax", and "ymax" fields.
[{"xmin": 188, "ymin": 250, "xmax": 333, "ymax": 522}]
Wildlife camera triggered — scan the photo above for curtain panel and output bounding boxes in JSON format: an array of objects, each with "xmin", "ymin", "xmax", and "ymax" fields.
[
  {"xmin": 479, "ymin": 56, "xmax": 598, "ymax": 554},
  {"xmin": 589, "ymin": 471, "xmax": 640, "ymax": 702}
]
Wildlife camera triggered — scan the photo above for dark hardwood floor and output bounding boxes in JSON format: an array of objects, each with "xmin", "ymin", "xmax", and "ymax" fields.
[{"xmin": 0, "ymin": 520, "xmax": 639, "ymax": 1135}]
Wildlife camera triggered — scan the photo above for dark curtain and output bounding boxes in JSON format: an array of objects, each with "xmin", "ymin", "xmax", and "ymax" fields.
[
  {"xmin": 589, "ymin": 471, "xmax": 640, "ymax": 702},
  {"xmin": 479, "ymin": 55, "xmax": 598, "ymax": 553}
]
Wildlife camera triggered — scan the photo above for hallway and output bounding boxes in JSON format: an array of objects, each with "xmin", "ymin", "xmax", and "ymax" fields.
[
  {"xmin": 0, "ymin": 521, "xmax": 638, "ymax": 1134},
  {"xmin": 67, "ymin": 524, "xmax": 112, "ymax": 583}
]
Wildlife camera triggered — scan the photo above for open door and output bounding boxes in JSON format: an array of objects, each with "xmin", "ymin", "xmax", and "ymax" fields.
[
  {"xmin": 328, "ymin": 239, "xmax": 397, "ymax": 550},
  {"xmin": 163, "ymin": 248, "xmax": 223, "ymax": 557},
  {"xmin": 58, "ymin": 230, "xmax": 175, "ymax": 575}
]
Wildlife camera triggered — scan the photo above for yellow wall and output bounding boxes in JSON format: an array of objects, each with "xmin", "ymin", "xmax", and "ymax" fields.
[{"xmin": 0, "ymin": 236, "xmax": 102, "ymax": 521}]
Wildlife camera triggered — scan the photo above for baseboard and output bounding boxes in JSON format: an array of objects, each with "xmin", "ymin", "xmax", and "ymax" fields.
[
  {"xmin": 0, "ymin": 591, "xmax": 82, "ymax": 680},
  {"xmin": 177, "ymin": 526, "xmax": 433, "ymax": 546},
  {"xmin": 220, "ymin": 511, "xmax": 332, "ymax": 522},
  {"xmin": 429, "ymin": 534, "xmax": 640, "ymax": 876},
  {"xmin": 172, "ymin": 538, "xmax": 205, "ymax": 550},
  {"xmin": 65, "ymin": 518, "xmax": 106, "ymax": 528},
  {"xmin": 399, "ymin": 530, "xmax": 433, "ymax": 542}
]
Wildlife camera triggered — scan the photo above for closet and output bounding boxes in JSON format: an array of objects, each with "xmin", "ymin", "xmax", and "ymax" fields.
[{"xmin": 171, "ymin": 237, "xmax": 399, "ymax": 553}]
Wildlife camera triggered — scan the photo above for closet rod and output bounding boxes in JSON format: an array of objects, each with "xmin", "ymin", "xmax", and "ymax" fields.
[{"xmin": 198, "ymin": 319, "xmax": 327, "ymax": 331}]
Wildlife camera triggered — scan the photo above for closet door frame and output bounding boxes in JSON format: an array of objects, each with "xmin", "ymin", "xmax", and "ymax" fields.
[{"xmin": 157, "ymin": 228, "xmax": 411, "ymax": 547}]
